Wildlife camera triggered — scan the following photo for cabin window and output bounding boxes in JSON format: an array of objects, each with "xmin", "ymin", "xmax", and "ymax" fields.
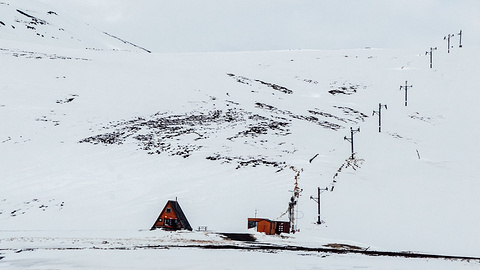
[
  {"xmin": 165, "ymin": 218, "xmax": 178, "ymax": 227},
  {"xmin": 158, "ymin": 218, "xmax": 163, "ymax": 222},
  {"xmin": 166, "ymin": 208, "xmax": 172, "ymax": 213}
]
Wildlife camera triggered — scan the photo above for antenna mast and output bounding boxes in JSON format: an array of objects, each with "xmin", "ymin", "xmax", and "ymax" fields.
[{"xmin": 283, "ymin": 167, "xmax": 303, "ymax": 233}]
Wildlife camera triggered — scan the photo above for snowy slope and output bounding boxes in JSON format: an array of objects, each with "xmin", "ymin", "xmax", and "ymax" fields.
[
  {"xmin": 0, "ymin": 0, "xmax": 149, "ymax": 51},
  {"xmin": 1, "ymin": 1, "xmax": 480, "ymax": 268}
]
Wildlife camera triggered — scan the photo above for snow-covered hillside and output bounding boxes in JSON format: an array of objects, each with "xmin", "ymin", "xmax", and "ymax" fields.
[
  {"xmin": 0, "ymin": 0, "xmax": 149, "ymax": 51},
  {"xmin": 1, "ymin": 1, "xmax": 480, "ymax": 269}
]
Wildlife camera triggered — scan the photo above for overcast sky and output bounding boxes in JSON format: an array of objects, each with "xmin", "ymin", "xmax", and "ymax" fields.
[{"xmin": 41, "ymin": 0, "xmax": 480, "ymax": 53}]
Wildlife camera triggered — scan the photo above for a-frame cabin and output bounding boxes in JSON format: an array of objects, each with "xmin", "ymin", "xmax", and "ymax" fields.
[{"xmin": 151, "ymin": 200, "xmax": 193, "ymax": 231}]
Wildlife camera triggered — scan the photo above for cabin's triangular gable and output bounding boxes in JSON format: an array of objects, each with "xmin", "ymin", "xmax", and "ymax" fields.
[{"xmin": 151, "ymin": 200, "xmax": 192, "ymax": 231}]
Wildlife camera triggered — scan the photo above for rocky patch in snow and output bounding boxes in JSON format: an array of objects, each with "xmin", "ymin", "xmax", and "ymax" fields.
[
  {"xmin": 227, "ymin": 73, "xmax": 294, "ymax": 94},
  {"xmin": 206, "ymin": 154, "xmax": 287, "ymax": 172},
  {"xmin": 79, "ymin": 96, "xmax": 368, "ymax": 170},
  {"xmin": 15, "ymin": 9, "xmax": 48, "ymax": 26},
  {"xmin": 328, "ymin": 81, "xmax": 366, "ymax": 95},
  {"xmin": 299, "ymin": 77, "xmax": 319, "ymax": 85},
  {"xmin": 333, "ymin": 106, "xmax": 369, "ymax": 123},
  {"xmin": 227, "ymin": 113, "xmax": 290, "ymax": 139},
  {"xmin": 35, "ymin": 110, "xmax": 64, "ymax": 126},
  {"xmin": 56, "ymin": 94, "xmax": 78, "ymax": 104},
  {"xmin": 255, "ymin": 102, "xmax": 344, "ymax": 131},
  {"xmin": 0, "ymin": 48, "xmax": 90, "ymax": 61},
  {"xmin": 78, "ymin": 98, "xmax": 299, "ymax": 170},
  {"xmin": 308, "ymin": 108, "xmax": 357, "ymax": 125},
  {"xmin": 408, "ymin": 112, "xmax": 443, "ymax": 124},
  {"xmin": 0, "ymin": 198, "xmax": 65, "ymax": 218}
]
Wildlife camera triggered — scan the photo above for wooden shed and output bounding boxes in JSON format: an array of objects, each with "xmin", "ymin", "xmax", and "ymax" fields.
[
  {"xmin": 151, "ymin": 200, "xmax": 192, "ymax": 231},
  {"xmin": 248, "ymin": 218, "xmax": 290, "ymax": 235}
]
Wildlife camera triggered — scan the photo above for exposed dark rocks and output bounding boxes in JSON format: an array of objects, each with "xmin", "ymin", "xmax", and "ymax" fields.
[
  {"xmin": 328, "ymin": 81, "xmax": 366, "ymax": 95},
  {"xmin": 80, "ymin": 96, "xmax": 366, "ymax": 170},
  {"xmin": 302, "ymin": 78, "xmax": 319, "ymax": 84},
  {"xmin": 227, "ymin": 73, "xmax": 293, "ymax": 94},
  {"xmin": 16, "ymin": 9, "xmax": 48, "ymax": 25},
  {"xmin": 206, "ymin": 154, "xmax": 287, "ymax": 171},
  {"xmin": 254, "ymin": 79, "xmax": 293, "ymax": 94},
  {"xmin": 227, "ymin": 73, "xmax": 252, "ymax": 85},
  {"xmin": 409, "ymin": 112, "xmax": 435, "ymax": 123},
  {"xmin": 1, "ymin": 48, "xmax": 90, "ymax": 60},
  {"xmin": 56, "ymin": 94, "xmax": 78, "ymax": 104},
  {"xmin": 308, "ymin": 109, "xmax": 355, "ymax": 124},
  {"xmin": 2, "ymin": 198, "xmax": 63, "ymax": 217},
  {"xmin": 79, "ymin": 101, "xmax": 298, "ymax": 170},
  {"xmin": 333, "ymin": 106, "xmax": 368, "ymax": 122},
  {"xmin": 80, "ymin": 108, "xmax": 248, "ymax": 158},
  {"xmin": 228, "ymin": 115, "xmax": 290, "ymax": 140},
  {"xmin": 255, "ymin": 102, "xmax": 343, "ymax": 131}
]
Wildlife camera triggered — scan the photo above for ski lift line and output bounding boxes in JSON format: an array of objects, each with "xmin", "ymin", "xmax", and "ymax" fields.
[
  {"xmin": 372, "ymin": 103, "xmax": 387, "ymax": 132},
  {"xmin": 443, "ymin": 33, "xmax": 455, "ymax": 53},
  {"xmin": 425, "ymin": 47, "xmax": 437, "ymax": 68},
  {"xmin": 458, "ymin": 30, "xmax": 463, "ymax": 48},
  {"xmin": 344, "ymin": 127, "xmax": 360, "ymax": 158},
  {"xmin": 284, "ymin": 30, "xmax": 466, "ymax": 234},
  {"xmin": 399, "ymin": 81, "xmax": 413, "ymax": 107},
  {"xmin": 310, "ymin": 187, "xmax": 329, "ymax": 224}
]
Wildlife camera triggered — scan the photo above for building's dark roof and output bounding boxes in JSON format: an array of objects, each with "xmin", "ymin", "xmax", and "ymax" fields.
[{"xmin": 168, "ymin": 200, "xmax": 192, "ymax": 231}]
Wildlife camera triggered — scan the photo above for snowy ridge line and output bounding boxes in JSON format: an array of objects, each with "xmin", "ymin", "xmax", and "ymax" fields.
[
  {"xmin": 2, "ymin": 243, "xmax": 480, "ymax": 262},
  {"xmin": 102, "ymin": 31, "xmax": 151, "ymax": 53}
]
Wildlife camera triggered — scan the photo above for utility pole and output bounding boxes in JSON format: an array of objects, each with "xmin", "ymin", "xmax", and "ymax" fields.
[
  {"xmin": 399, "ymin": 81, "xmax": 413, "ymax": 106},
  {"xmin": 310, "ymin": 187, "xmax": 328, "ymax": 224},
  {"xmin": 425, "ymin": 47, "xmax": 437, "ymax": 68},
  {"xmin": 444, "ymin": 33, "xmax": 454, "ymax": 53},
  {"xmin": 344, "ymin": 127, "xmax": 360, "ymax": 158},
  {"xmin": 372, "ymin": 103, "xmax": 387, "ymax": 132},
  {"xmin": 458, "ymin": 30, "xmax": 463, "ymax": 48}
]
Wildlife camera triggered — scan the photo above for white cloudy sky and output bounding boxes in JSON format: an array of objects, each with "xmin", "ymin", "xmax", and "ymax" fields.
[{"xmin": 41, "ymin": 0, "xmax": 480, "ymax": 53}]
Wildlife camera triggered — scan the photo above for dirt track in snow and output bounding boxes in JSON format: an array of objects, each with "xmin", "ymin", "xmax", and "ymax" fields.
[{"xmin": 3, "ymin": 242, "xmax": 480, "ymax": 263}]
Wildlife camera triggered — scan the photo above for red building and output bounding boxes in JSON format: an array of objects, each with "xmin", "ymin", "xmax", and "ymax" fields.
[
  {"xmin": 248, "ymin": 218, "xmax": 290, "ymax": 235},
  {"xmin": 151, "ymin": 200, "xmax": 192, "ymax": 231}
]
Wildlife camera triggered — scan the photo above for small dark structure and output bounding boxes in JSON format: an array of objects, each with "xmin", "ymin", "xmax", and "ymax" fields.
[
  {"xmin": 248, "ymin": 218, "xmax": 290, "ymax": 235},
  {"xmin": 151, "ymin": 200, "xmax": 192, "ymax": 231},
  {"xmin": 220, "ymin": 233, "xmax": 256, "ymax": 242}
]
